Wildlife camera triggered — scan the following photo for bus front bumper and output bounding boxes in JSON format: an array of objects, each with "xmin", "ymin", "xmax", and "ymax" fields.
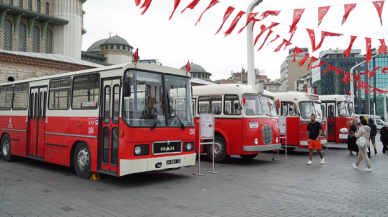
[
  {"xmin": 243, "ymin": 143, "xmax": 281, "ymax": 152},
  {"xmin": 119, "ymin": 153, "xmax": 196, "ymax": 177}
]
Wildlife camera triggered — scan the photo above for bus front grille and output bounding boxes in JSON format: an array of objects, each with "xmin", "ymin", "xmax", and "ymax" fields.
[{"xmin": 262, "ymin": 126, "xmax": 273, "ymax": 144}]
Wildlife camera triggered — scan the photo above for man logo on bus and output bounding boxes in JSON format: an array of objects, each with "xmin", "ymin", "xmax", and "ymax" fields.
[{"xmin": 161, "ymin": 146, "xmax": 174, "ymax": 151}]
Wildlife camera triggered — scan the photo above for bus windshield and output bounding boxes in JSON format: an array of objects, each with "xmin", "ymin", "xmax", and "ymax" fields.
[
  {"xmin": 243, "ymin": 94, "xmax": 263, "ymax": 116},
  {"xmin": 261, "ymin": 96, "xmax": 277, "ymax": 117},
  {"xmin": 337, "ymin": 101, "xmax": 350, "ymax": 117},
  {"xmin": 299, "ymin": 102, "xmax": 316, "ymax": 119},
  {"xmin": 314, "ymin": 102, "xmax": 323, "ymax": 119},
  {"xmin": 122, "ymin": 70, "xmax": 194, "ymax": 127}
]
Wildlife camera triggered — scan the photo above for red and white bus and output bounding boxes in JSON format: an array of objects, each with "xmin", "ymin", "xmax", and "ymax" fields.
[
  {"xmin": 273, "ymin": 91, "xmax": 327, "ymax": 149},
  {"xmin": 192, "ymin": 84, "xmax": 281, "ymax": 162},
  {"xmin": 0, "ymin": 63, "xmax": 196, "ymax": 178},
  {"xmin": 319, "ymin": 95, "xmax": 356, "ymax": 143}
]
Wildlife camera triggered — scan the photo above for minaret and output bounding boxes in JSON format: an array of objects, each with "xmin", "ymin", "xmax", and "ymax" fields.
[{"xmin": 52, "ymin": 0, "xmax": 86, "ymax": 59}]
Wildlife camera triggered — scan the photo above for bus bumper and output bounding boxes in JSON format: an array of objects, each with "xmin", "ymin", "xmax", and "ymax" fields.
[
  {"xmin": 119, "ymin": 153, "xmax": 196, "ymax": 176},
  {"xmin": 243, "ymin": 143, "xmax": 281, "ymax": 152}
]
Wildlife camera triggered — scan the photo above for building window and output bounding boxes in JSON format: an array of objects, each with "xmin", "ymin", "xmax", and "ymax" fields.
[
  {"xmin": 9, "ymin": 0, "xmax": 13, "ymax": 5},
  {"xmin": 122, "ymin": 46, "xmax": 125, "ymax": 50},
  {"xmin": 32, "ymin": 26, "xmax": 40, "ymax": 53},
  {"xmin": 3, "ymin": 19, "xmax": 12, "ymax": 50},
  {"xmin": 28, "ymin": 0, "xmax": 32, "ymax": 10},
  {"xmin": 45, "ymin": 2, "xmax": 49, "ymax": 15},
  {"xmin": 19, "ymin": 0, "xmax": 23, "ymax": 7},
  {"xmin": 19, "ymin": 22, "xmax": 27, "ymax": 52},
  {"xmin": 45, "ymin": 29, "xmax": 52, "ymax": 53},
  {"xmin": 111, "ymin": 46, "xmax": 113, "ymax": 49},
  {"xmin": 117, "ymin": 46, "xmax": 119, "ymax": 49},
  {"xmin": 105, "ymin": 46, "xmax": 108, "ymax": 49},
  {"xmin": 37, "ymin": 0, "xmax": 41, "ymax": 13}
]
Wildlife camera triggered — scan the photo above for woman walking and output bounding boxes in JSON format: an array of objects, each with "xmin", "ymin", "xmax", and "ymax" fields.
[
  {"xmin": 353, "ymin": 119, "xmax": 372, "ymax": 171},
  {"xmin": 381, "ymin": 122, "xmax": 388, "ymax": 154},
  {"xmin": 348, "ymin": 120, "xmax": 359, "ymax": 156}
]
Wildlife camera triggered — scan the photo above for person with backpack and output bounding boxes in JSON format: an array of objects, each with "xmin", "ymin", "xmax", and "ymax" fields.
[
  {"xmin": 380, "ymin": 122, "xmax": 388, "ymax": 154},
  {"xmin": 368, "ymin": 118, "xmax": 377, "ymax": 156},
  {"xmin": 348, "ymin": 120, "xmax": 359, "ymax": 156},
  {"xmin": 353, "ymin": 119, "xmax": 372, "ymax": 171}
]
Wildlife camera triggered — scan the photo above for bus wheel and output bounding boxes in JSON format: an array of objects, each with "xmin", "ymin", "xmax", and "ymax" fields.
[
  {"xmin": 1, "ymin": 134, "xmax": 15, "ymax": 162},
  {"xmin": 206, "ymin": 135, "xmax": 230, "ymax": 163},
  {"xmin": 240, "ymin": 154, "xmax": 258, "ymax": 160},
  {"xmin": 74, "ymin": 142, "xmax": 92, "ymax": 179}
]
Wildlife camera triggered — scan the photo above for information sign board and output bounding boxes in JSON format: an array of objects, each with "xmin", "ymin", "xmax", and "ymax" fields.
[
  {"xmin": 278, "ymin": 116, "xmax": 287, "ymax": 135},
  {"xmin": 199, "ymin": 113, "xmax": 214, "ymax": 140}
]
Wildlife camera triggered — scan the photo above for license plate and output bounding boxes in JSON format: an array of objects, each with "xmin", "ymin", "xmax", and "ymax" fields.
[
  {"xmin": 267, "ymin": 145, "xmax": 273, "ymax": 150},
  {"xmin": 166, "ymin": 159, "xmax": 181, "ymax": 165}
]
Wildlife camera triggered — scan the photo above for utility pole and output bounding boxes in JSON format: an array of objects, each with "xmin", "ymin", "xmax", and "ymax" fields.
[{"xmin": 247, "ymin": 0, "xmax": 263, "ymax": 86}]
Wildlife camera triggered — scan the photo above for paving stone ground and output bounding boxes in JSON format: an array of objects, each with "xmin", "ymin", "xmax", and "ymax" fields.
[{"xmin": 1, "ymin": 140, "xmax": 388, "ymax": 217}]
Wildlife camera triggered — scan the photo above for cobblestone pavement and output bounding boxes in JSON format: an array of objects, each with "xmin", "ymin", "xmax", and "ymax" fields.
[{"xmin": 1, "ymin": 140, "xmax": 388, "ymax": 217}]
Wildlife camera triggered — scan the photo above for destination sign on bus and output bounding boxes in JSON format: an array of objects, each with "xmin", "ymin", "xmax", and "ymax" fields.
[{"xmin": 309, "ymin": 95, "xmax": 319, "ymax": 100}]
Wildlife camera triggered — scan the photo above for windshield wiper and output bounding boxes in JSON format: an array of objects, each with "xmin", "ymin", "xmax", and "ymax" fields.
[
  {"xmin": 151, "ymin": 118, "xmax": 159, "ymax": 130},
  {"xmin": 175, "ymin": 115, "xmax": 186, "ymax": 130}
]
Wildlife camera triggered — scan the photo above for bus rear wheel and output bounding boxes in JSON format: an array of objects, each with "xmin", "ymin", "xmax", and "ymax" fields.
[
  {"xmin": 74, "ymin": 142, "xmax": 92, "ymax": 179},
  {"xmin": 240, "ymin": 154, "xmax": 258, "ymax": 160},
  {"xmin": 206, "ymin": 135, "xmax": 230, "ymax": 163},
  {"xmin": 1, "ymin": 134, "xmax": 15, "ymax": 162}
]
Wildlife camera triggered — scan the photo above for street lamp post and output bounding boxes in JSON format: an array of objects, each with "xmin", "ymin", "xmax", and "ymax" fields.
[
  {"xmin": 384, "ymin": 86, "xmax": 388, "ymax": 122},
  {"xmin": 247, "ymin": 0, "xmax": 263, "ymax": 86}
]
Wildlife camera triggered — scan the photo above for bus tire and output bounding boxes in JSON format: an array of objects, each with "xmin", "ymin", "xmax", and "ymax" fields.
[
  {"xmin": 1, "ymin": 134, "xmax": 15, "ymax": 162},
  {"xmin": 240, "ymin": 154, "xmax": 258, "ymax": 160},
  {"xmin": 206, "ymin": 135, "xmax": 230, "ymax": 163},
  {"xmin": 74, "ymin": 142, "xmax": 92, "ymax": 179}
]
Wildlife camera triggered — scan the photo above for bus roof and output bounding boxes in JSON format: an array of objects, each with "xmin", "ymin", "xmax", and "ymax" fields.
[
  {"xmin": 0, "ymin": 62, "xmax": 188, "ymax": 86},
  {"xmin": 319, "ymin": 95, "xmax": 352, "ymax": 102},
  {"xmin": 193, "ymin": 84, "xmax": 271, "ymax": 97},
  {"xmin": 272, "ymin": 91, "xmax": 321, "ymax": 103}
]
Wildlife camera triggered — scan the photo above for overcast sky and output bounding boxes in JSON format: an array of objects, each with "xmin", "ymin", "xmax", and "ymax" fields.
[{"xmin": 82, "ymin": 0, "xmax": 387, "ymax": 81}]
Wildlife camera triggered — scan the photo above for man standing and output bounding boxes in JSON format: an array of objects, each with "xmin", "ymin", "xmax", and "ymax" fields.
[{"xmin": 307, "ymin": 114, "xmax": 324, "ymax": 165}]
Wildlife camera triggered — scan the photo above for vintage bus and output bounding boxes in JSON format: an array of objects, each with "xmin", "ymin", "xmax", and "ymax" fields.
[
  {"xmin": 0, "ymin": 63, "xmax": 196, "ymax": 178},
  {"xmin": 273, "ymin": 91, "xmax": 327, "ymax": 149},
  {"xmin": 320, "ymin": 95, "xmax": 356, "ymax": 143},
  {"xmin": 192, "ymin": 84, "xmax": 281, "ymax": 162}
]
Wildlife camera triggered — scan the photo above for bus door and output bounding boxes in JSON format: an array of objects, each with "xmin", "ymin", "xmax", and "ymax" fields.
[
  {"xmin": 28, "ymin": 87, "xmax": 47, "ymax": 158},
  {"xmin": 327, "ymin": 103, "xmax": 335, "ymax": 142},
  {"xmin": 100, "ymin": 78, "xmax": 120, "ymax": 173}
]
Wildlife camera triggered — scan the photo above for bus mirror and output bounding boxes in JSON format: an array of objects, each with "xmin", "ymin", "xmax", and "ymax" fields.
[
  {"xmin": 235, "ymin": 104, "xmax": 239, "ymax": 109},
  {"xmin": 123, "ymin": 76, "xmax": 131, "ymax": 97}
]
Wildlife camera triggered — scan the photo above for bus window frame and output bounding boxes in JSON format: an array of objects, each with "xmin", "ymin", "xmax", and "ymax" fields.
[
  {"xmin": 0, "ymin": 85, "xmax": 14, "ymax": 110},
  {"xmin": 12, "ymin": 83, "xmax": 29, "ymax": 110},
  {"xmin": 48, "ymin": 77, "xmax": 72, "ymax": 110},
  {"xmin": 71, "ymin": 73, "xmax": 100, "ymax": 110},
  {"xmin": 223, "ymin": 94, "xmax": 241, "ymax": 116},
  {"xmin": 198, "ymin": 95, "xmax": 223, "ymax": 116},
  {"xmin": 281, "ymin": 101, "xmax": 298, "ymax": 116}
]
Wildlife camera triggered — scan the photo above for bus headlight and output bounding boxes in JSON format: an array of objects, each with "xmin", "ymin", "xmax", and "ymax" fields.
[
  {"xmin": 254, "ymin": 138, "xmax": 258, "ymax": 145},
  {"xmin": 135, "ymin": 146, "xmax": 142, "ymax": 155},
  {"xmin": 134, "ymin": 145, "xmax": 149, "ymax": 156},
  {"xmin": 276, "ymin": 137, "xmax": 279, "ymax": 143},
  {"xmin": 184, "ymin": 142, "xmax": 193, "ymax": 151}
]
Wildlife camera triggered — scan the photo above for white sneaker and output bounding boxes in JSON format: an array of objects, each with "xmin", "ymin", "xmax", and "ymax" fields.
[
  {"xmin": 320, "ymin": 158, "xmax": 324, "ymax": 164},
  {"xmin": 307, "ymin": 160, "xmax": 313, "ymax": 165},
  {"xmin": 352, "ymin": 164, "xmax": 358, "ymax": 169},
  {"xmin": 364, "ymin": 168, "xmax": 372, "ymax": 172}
]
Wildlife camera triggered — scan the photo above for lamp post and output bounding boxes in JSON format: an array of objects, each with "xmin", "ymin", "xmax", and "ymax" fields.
[
  {"xmin": 247, "ymin": 0, "xmax": 263, "ymax": 86},
  {"xmin": 384, "ymin": 86, "xmax": 388, "ymax": 122}
]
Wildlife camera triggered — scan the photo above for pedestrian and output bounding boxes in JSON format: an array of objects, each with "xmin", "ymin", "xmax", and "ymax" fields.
[
  {"xmin": 368, "ymin": 118, "xmax": 377, "ymax": 156},
  {"xmin": 307, "ymin": 114, "xmax": 324, "ymax": 165},
  {"xmin": 358, "ymin": 116, "xmax": 364, "ymax": 128},
  {"xmin": 380, "ymin": 122, "xmax": 388, "ymax": 154},
  {"xmin": 348, "ymin": 119, "xmax": 359, "ymax": 156},
  {"xmin": 353, "ymin": 119, "xmax": 372, "ymax": 171}
]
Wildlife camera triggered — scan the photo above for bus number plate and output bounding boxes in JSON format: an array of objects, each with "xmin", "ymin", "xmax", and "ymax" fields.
[
  {"xmin": 267, "ymin": 145, "xmax": 273, "ymax": 150},
  {"xmin": 167, "ymin": 159, "xmax": 181, "ymax": 165}
]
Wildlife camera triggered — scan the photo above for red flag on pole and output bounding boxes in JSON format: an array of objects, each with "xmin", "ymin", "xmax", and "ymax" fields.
[
  {"xmin": 342, "ymin": 36, "xmax": 357, "ymax": 58},
  {"xmin": 238, "ymin": 13, "xmax": 259, "ymax": 34},
  {"xmin": 305, "ymin": 86, "xmax": 308, "ymax": 93},
  {"xmin": 140, "ymin": 0, "xmax": 153, "ymax": 15},
  {"xmin": 307, "ymin": 56, "xmax": 319, "ymax": 70},
  {"xmin": 169, "ymin": 0, "xmax": 181, "ymax": 20},
  {"xmin": 314, "ymin": 89, "xmax": 317, "ymax": 94},
  {"xmin": 134, "ymin": 48, "xmax": 139, "ymax": 62},
  {"xmin": 290, "ymin": 9, "xmax": 305, "ymax": 33},
  {"xmin": 135, "ymin": 0, "xmax": 141, "ymax": 6},
  {"xmin": 267, "ymin": 34, "xmax": 280, "ymax": 45},
  {"xmin": 258, "ymin": 30, "xmax": 273, "ymax": 51},
  {"xmin": 181, "ymin": 0, "xmax": 200, "ymax": 13},
  {"xmin": 344, "ymin": 89, "xmax": 347, "ymax": 94},
  {"xmin": 318, "ymin": 6, "xmax": 330, "ymax": 27},
  {"xmin": 316, "ymin": 31, "xmax": 343, "ymax": 50},
  {"xmin": 379, "ymin": 39, "xmax": 386, "ymax": 55},
  {"xmin": 215, "ymin": 6, "xmax": 235, "ymax": 35},
  {"xmin": 342, "ymin": 4, "xmax": 357, "ymax": 25},
  {"xmin": 253, "ymin": 25, "xmax": 267, "ymax": 46},
  {"xmin": 195, "ymin": 0, "xmax": 219, "ymax": 26},
  {"xmin": 349, "ymin": 92, "xmax": 351, "ymax": 96},
  {"xmin": 292, "ymin": 47, "xmax": 305, "ymax": 62},
  {"xmin": 243, "ymin": 95, "xmax": 246, "ymax": 105},
  {"xmin": 306, "ymin": 28, "xmax": 317, "ymax": 52},
  {"xmin": 312, "ymin": 61, "xmax": 326, "ymax": 69},
  {"xmin": 185, "ymin": 60, "xmax": 190, "ymax": 72},
  {"xmin": 373, "ymin": 1, "xmax": 384, "ymax": 26},
  {"xmin": 260, "ymin": 10, "xmax": 281, "ymax": 20},
  {"xmin": 277, "ymin": 99, "xmax": 280, "ymax": 108},
  {"xmin": 366, "ymin": 38, "xmax": 372, "ymax": 63},
  {"xmin": 298, "ymin": 53, "xmax": 310, "ymax": 67},
  {"xmin": 224, "ymin": 11, "xmax": 246, "ymax": 37}
]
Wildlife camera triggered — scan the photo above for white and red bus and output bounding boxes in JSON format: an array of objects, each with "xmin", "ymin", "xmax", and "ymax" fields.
[
  {"xmin": 0, "ymin": 63, "xmax": 196, "ymax": 178},
  {"xmin": 319, "ymin": 95, "xmax": 356, "ymax": 143},
  {"xmin": 192, "ymin": 84, "xmax": 281, "ymax": 162},
  {"xmin": 273, "ymin": 91, "xmax": 327, "ymax": 149}
]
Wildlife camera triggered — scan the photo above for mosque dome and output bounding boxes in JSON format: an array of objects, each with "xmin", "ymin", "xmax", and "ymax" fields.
[
  {"xmin": 180, "ymin": 62, "xmax": 212, "ymax": 80},
  {"xmin": 102, "ymin": 36, "xmax": 131, "ymax": 47},
  {"xmin": 86, "ymin": 38, "xmax": 108, "ymax": 52}
]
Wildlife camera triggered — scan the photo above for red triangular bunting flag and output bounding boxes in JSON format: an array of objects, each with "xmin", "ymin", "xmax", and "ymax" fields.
[
  {"xmin": 285, "ymin": 25, "xmax": 297, "ymax": 50},
  {"xmin": 253, "ymin": 25, "xmax": 267, "ymax": 46},
  {"xmin": 215, "ymin": 6, "xmax": 235, "ymax": 35},
  {"xmin": 134, "ymin": 48, "xmax": 139, "ymax": 62},
  {"xmin": 366, "ymin": 38, "xmax": 372, "ymax": 63},
  {"xmin": 274, "ymin": 39, "xmax": 288, "ymax": 52},
  {"xmin": 344, "ymin": 89, "xmax": 347, "ymax": 94},
  {"xmin": 342, "ymin": 4, "xmax": 357, "ymax": 25},
  {"xmin": 342, "ymin": 36, "xmax": 357, "ymax": 58},
  {"xmin": 316, "ymin": 31, "xmax": 343, "ymax": 50},
  {"xmin": 306, "ymin": 28, "xmax": 317, "ymax": 52},
  {"xmin": 373, "ymin": 1, "xmax": 384, "ymax": 26},
  {"xmin": 195, "ymin": 0, "xmax": 219, "ymax": 26},
  {"xmin": 260, "ymin": 10, "xmax": 281, "ymax": 19},
  {"xmin": 251, "ymin": 18, "xmax": 261, "ymax": 31},
  {"xmin": 267, "ymin": 34, "xmax": 280, "ymax": 45},
  {"xmin": 185, "ymin": 60, "xmax": 190, "ymax": 71},
  {"xmin": 290, "ymin": 9, "xmax": 305, "ymax": 33},
  {"xmin": 312, "ymin": 61, "xmax": 326, "ymax": 69},
  {"xmin": 307, "ymin": 56, "xmax": 319, "ymax": 70},
  {"xmin": 224, "ymin": 11, "xmax": 245, "ymax": 37},
  {"xmin": 383, "ymin": 66, "xmax": 388, "ymax": 74},
  {"xmin": 298, "ymin": 53, "xmax": 310, "ymax": 67},
  {"xmin": 238, "ymin": 13, "xmax": 259, "ymax": 34},
  {"xmin": 349, "ymin": 92, "xmax": 351, "ymax": 96},
  {"xmin": 181, "ymin": 0, "xmax": 200, "ymax": 13},
  {"xmin": 140, "ymin": 0, "xmax": 153, "ymax": 15},
  {"xmin": 379, "ymin": 39, "xmax": 386, "ymax": 55},
  {"xmin": 318, "ymin": 6, "xmax": 330, "ymax": 27},
  {"xmin": 169, "ymin": 0, "xmax": 181, "ymax": 20},
  {"xmin": 135, "ymin": 0, "xmax": 141, "ymax": 7},
  {"xmin": 292, "ymin": 47, "xmax": 305, "ymax": 62},
  {"xmin": 258, "ymin": 30, "xmax": 273, "ymax": 51}
]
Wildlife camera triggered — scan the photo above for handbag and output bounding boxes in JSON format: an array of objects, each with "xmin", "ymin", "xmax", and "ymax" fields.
[{"xmin": 356, "ymin": 136, "xmax": 367, "ymax": 149}]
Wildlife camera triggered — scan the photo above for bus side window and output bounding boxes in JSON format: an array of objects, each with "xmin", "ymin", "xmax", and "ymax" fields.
[
  {"xmin": 49, "ymin": 78, "xmax": 71, "ymax": 110},
  {"xmin": 328, "ymin": 105, "xmax": 334, "ymax": 119},
  {"xmin": 0, "ymin": 86, "xmax": 13, "ymax": 110},
  {"xmin": 282, "ymin": 104, "xmax": 288, "ymax": 116},
  {"xmin": 224, "ymin": 95, "xmax": 241, "ymax": 115},
  {"xmin": 321, "ymin": 105, "xmax": 325, "ymax": 117},
  {"xmin": 12, "ymin": 84, "xmax": 29, "ymax": 110},
  {"xmin": 198, "ymin": 96, "xmax": 222, "ymax": 115},
  {"xmin": 289, "ymin": 104, "xmax": 296, "ymax": 116},
  {"xmin": 72, "ymin": 74, "xmax": 100, "ymax": 109}
]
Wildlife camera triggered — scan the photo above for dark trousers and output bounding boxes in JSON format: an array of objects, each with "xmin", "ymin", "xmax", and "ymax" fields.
[{"xmin": 383, "ymin": 142, "xmax": 388, "ymax": 153}]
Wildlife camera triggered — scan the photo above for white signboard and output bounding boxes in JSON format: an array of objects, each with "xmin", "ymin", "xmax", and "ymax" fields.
[
  {"xmin": 199, "ymin": 113, "xmax": 214, "ymax": 140},
  {"xmin": 278, "ymin": 116, "xmax": 287, "ymax": 135}
]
